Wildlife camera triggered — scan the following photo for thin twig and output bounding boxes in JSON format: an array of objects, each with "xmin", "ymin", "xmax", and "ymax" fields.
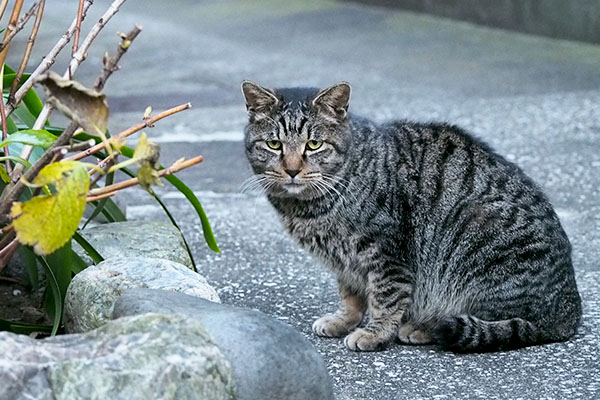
[
  {"xmin": 6, "ymin": 0, "xmax": 93, "ymax": 115},
  {"xmin": 66, "ymin": 0, "xmax": 128, "ymax": 80},
  {"xmin": 12, "ymin": 0, "xmax": 127, "ymax": 179},
  {"xmin": 88, "ymin": 156, "xmax": 203, "ymax": 197},
  {"xmin": 66, "ymin": 103, "xmax": 192, "ymax": 162},
  {"xmin": 86, "ymin": 191, "xmax": 116, "ymax": 202},
  {"xmin": 0, "ymin": 228, "xmax": 14, "ymax": 248},
  {"xmin": 0, "ymin": 0, "xmax": 34, "ymax": 53},
  {"xmin": 0, "ymin": 0, "xmax": 9, "ymax": 21},
  {"xmin": 94, "ymin": 24, "xmax": 142, "ymax": 91},
  {"xmin": 0, "ymin": 85, "xmax": 10, "ymax": 174},
  {"xmin": 72, "ymin": 0, "xmax": 84, "ymax": 56},
  {"xmin": 0, "ymin": 223, "xmax": 12, "ymax": 235},
  {"xmin": 9, "ymin": 0, "xmax": 45, "ymax": 105},
  {"xmin": 0, "ymin": 237, "xmax": 20, "ymax": 272}
]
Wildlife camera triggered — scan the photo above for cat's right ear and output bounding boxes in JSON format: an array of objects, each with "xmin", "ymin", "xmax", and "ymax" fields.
[{"xmin": 241, "ymin": 81, "xmax": 279, "ymax": 121}]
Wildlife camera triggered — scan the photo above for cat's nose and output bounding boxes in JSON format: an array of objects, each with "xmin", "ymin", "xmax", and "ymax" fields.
[{"xmin": 285, "ymin": 168, "xmax": 301, "ymax": 178}]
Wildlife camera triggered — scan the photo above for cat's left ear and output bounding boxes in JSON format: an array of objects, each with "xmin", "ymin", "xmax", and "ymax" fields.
[
  {"xmin": 241, "ymin": 81, "xmax": 279, "ymax": 121},
  {"xmin": 312, "ymin": 82, "xmax": 351, "ymax": 122}
]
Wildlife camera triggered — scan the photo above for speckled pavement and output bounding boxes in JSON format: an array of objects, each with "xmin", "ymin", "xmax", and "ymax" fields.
[{"xmin": 18, "ymin": 1, "xmax": 600, "ymax": 399}]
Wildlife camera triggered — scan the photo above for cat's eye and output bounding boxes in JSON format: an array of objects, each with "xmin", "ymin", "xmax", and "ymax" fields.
[
  {"xmin": 306, "ymin": 140, "xmax": 323, "ymax": 150},
  {"xmin": 266, "ymin": 140, "xmax": 282, "ymax": 150}
]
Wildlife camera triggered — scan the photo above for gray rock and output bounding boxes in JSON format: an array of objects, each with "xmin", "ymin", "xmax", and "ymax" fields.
[
  {"xmin": 113, "ymin": 289, "xmax": 334, "ymax": 400},
  {"xmin": 0, "ymin": 313, "xmax": 236, "ymax": 400},
  {"xmin": 75, "ymin": 220, "xmax": 194, "ymax": 269},
  {"xmin": 64, "ymin": 257, "xmax": 220, "ymax": 333}
]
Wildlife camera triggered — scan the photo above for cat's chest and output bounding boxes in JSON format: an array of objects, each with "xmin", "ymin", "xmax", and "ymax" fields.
[{"xmin": 282, "ymin": 215, "xmax": 358, "ymax": 265}]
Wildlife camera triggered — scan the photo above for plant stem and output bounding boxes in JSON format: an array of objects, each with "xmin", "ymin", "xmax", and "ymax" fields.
[
  {"xmin": 72, "ymin": 0, "xmax": 84, "ymax": 56},
  {"xmin": 12, "ymin": 0, "xmax": 128, "ymax": 179},
  {"xmin": 66, "ymin": 103, "xmax": 192, "ymax": 162},
  {"xmin": 0, "ymin": 237, "xmax": 19, "ymax": 272},
  {"xmin": 8, "ymin": 0, "xmax": 45, "ymax": 105},
  {"xmin": 87, "ymin": 156, "xmax": 203, "ymax": 197},
  {"xmin": 0, "ymin": 0, "xmax": 34, "ymax": 53},
  {"xmin": 0, "ymin": 0, "xmax": 9, "ymax": 21},
  {"xmin": 5, "ymin": 0, "xmax": 92, "ymax": 117},
  {"xmin": 94, "ymin": 24, "xmax": 142, "ymax": 91}
]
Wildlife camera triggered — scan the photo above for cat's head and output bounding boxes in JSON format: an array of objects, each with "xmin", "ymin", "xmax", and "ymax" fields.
[{"xmin": 242, "ymin": 81, "xmax": 351, "ymax": 200}]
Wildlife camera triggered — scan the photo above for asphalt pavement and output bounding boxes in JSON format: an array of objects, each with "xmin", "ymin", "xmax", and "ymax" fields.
[{"xmin": 16, "ymin": 1, "xmax": 600, "ymax": 399}]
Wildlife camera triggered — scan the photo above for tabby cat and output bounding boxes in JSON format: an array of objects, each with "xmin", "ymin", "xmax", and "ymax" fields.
[{"xmin": 241, "ymin": 81, "xmax": 581, "ymax": 352}]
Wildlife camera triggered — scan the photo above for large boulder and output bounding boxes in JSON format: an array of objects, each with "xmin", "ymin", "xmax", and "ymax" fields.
[
  {"xmin": 75, "ymin": 221, "xmax": 194, "ymax": 269},
  {"xmin": 113, "ymin": 289, "xmax": 335, "ymax": 400},
  {"xmin": 0, "ymin": 313, "xmax": 236, "ymax": 400},
  {"xmin": 64, "ymin": 257, "xmax": 220, "ymax": 333}
]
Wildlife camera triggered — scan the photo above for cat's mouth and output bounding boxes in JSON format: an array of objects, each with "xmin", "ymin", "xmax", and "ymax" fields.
[{"xmin": 282, "ymin": 182, "xmax": 307, "ymax": 195}]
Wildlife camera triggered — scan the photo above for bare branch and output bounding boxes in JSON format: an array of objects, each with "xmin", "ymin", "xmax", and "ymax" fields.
[
  {"xmin": 0, "ymin": 237, "xmax": 19, "ymax": 272},
  {"xmin": 72, "ymin": 0, "xmax": 85, "ymax": 56},
  {"xmin": 12, "ymin": 0, "xmax": 128, "ymax": 178},
  {"xmin": 6, "ymin": 0, "xmax": 93, "ymax": 115},
  {"xmin": 66, "ymin": 0, "xmax": 128, "ymax": 80},
  {"xmin": 8, "ymin": 0, "xmax": 45, "ymax": 104},
  {"xmin": 0, "ymin": 0, "xmax": 34, "ymax": 53},
  {"xmin": 87, "ymin": 156, "xmax": 204, "ymax": 198},
  {"xmin": 0, "ymin": 0, "xmax": 9, "ymax": 21},
  {"xmin": 94, "ymin": 24, "xmax": 142, "ymax": 91},
  {"xmin": 66, "ymin": 103, "xmax": 192, "ymax": 162},
  {"xmin": 0, "ymin": 81, "xmax": 10, "ymax": 174}
]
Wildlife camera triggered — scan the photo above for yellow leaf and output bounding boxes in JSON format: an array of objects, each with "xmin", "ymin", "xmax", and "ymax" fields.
[
  {"xmin": 10, "ymin": 161, "xmax": 90, "ymax": 255},
  {"xmin": 137, "ymin": 165, "xmax": 163, "ymax": 191},
  {"xmin": 133, "ymin": 132, "xmax": 162, "ymax": 192},
  {"xmin": 0, "ymin": 165, "xmax": 9, "ymax": 183}
]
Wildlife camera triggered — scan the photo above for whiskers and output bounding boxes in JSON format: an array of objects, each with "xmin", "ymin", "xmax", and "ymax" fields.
[{"xmin": 239, "ymin": 173, "xmax": 278, "ymax": 212}]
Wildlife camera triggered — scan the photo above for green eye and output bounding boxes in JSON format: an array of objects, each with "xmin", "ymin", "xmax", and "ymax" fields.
[
  {"xmin": 307, "ymin": 140, "xmax": 323, "ymax": 150},
  {"xmin": 266, "ymin": 140, "xmax": 282, "ymax": 150}
]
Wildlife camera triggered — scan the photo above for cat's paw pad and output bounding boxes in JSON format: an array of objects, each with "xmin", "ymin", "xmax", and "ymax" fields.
[
  {"xmin": 312, "ymin": 314, "xmax": 356, "ymax": 338},
  {"xmin": 343, "ymin": 328, "xmax": 388, "ymax": 352},
  {"xmin": 398, "ymin": 324, "xmax": 432, "ymax": 345}
]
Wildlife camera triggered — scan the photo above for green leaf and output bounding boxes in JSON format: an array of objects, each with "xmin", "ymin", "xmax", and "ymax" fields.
[
  {"xmin": 0, "ymin": 164, "xmax": 9, "ymax": 183},
  {"xmin": 13, "ymin": 105, "xmax": 37, "ymax": 128},
  {"xmin": 0, "ymin": 318, "xmax": 51, "ymax": 335},
  {"xmin": 72, "ymin": 231, "xmax": 104, "ymax": 264},
  {"xmin": 11, "ymin": 161, "xmax": 90, "ymax": 255},
  {"xmin": 0, "ymin": 155, "xmax": 32, "ymax": 168},
  {"xmin": 45, "ymin": 243, "xmax": 73, "ymax": 303},
  {"xmin": 148, "ymin": 188, "xmax": 197, "ymax": 272},
  {"xmin": 165, "ymin": 174, "xmax": 220, "ymax": 253},
  {"xmin": 0, "ymin": 129, "xmax": 57, "ymax": 149},
  {"xmin": 70, "ymin": 248, "xmax": 89, "ymax": 274},
  {"xmin": 5, "ymin": 114, "xmax": 18, "ymax": 133},
  {"xmin": 38, "ymin": 255, "xmax": 63, "ymax": 336},
  {"xmin": 19, "ymin": 246, "xmax": 39, "ymax": 290}
]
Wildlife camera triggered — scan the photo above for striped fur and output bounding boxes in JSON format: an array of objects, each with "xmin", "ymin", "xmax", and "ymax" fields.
[{"xmin": 242, "ymin": 81, "xmax": 582, "ymax": 352}]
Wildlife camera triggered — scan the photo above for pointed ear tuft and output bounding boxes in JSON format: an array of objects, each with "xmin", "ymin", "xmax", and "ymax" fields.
[
  {"xmin": 312, "ymin": 82, "xmax": 351, "ymax": 121},
  {"xmin": 241, "ymin": 81, "xmax": 279, "ymax": 120}
]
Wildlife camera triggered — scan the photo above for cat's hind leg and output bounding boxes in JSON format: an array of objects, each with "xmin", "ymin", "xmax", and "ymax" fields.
[
  {"xmin": 312, "ymin": 286, "xmax": 366, "ymax": 338},
  {"xmin": 344, "ymin": 270, "xmax": 412, "ymax": 351}
]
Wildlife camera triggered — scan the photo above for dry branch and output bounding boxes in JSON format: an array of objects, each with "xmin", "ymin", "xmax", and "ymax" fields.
[
  {"xmin": 66, "ymin": 102, "xmax": 192, "ymax": 162},
  {"xmin": 72, "ymin": 0, "xmax": 85, "ymax": 56},
  {"xmin": 0, "ymin": 0, "xmax": 34, "ymax": 53},
  {"xmin": 11, "ymin": 0, "xmax": 128, "ymax": 179},
  {"xmin": 87, "ymin": 156, "xmax": 203, "ymax": 198},
  {"xmin": 8, "ymin": 0, "xmax": 45, "ymax": 104}
]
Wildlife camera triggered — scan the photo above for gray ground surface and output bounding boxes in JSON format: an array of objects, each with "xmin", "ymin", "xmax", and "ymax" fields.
[{"xmin": 14, "ymin": 1, "xmax": 600, "ymax": 399}]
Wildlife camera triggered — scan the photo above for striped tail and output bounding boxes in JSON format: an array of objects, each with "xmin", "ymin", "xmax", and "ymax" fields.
[{"xmin": 432, "ymin": 314, "xmax": 540, "ymax": 352}]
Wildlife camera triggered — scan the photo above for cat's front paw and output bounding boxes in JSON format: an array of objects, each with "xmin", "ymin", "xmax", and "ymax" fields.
[
  {"xmin": 344, "ymin": 328, "xmax": 390, "ymax": 351},
  {"xmin": 312, "ymin": 314, "xmax": 359, "ymax": 338}
]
